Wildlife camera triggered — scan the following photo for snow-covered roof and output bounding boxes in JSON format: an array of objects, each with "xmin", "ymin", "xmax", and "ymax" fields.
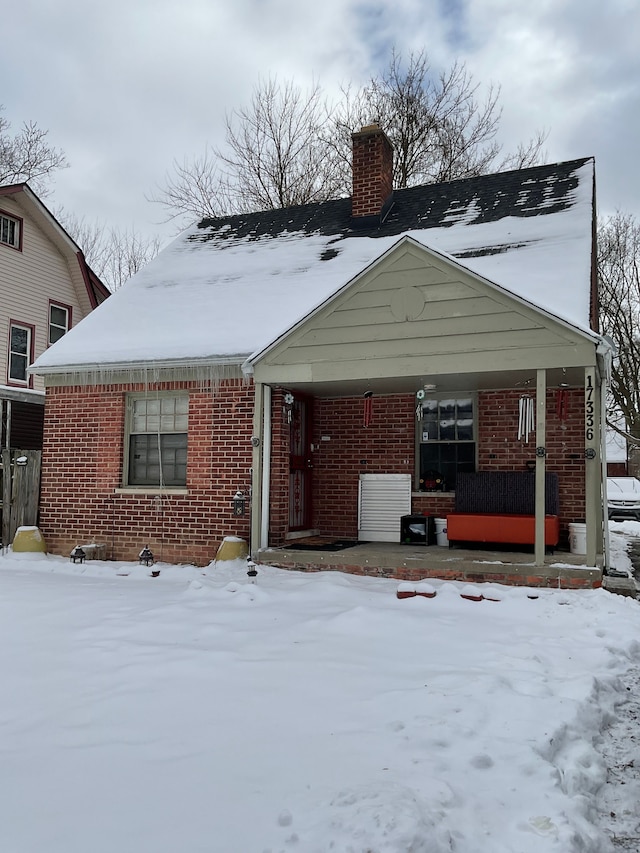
[{"xmin": 33, "ymin": 158, "xmax": 596, "ymax": 374}]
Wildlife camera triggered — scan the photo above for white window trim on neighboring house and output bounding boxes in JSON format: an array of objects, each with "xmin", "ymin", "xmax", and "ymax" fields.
[
  {"xmin": 123, "ymin": 392, "xmax": 189, "ymax": 488},
  {"xmin": 0, "ymin": 211, "xmax": 22, "ymax": 250},
  {"xmin": 8, "ymin": 321, "xmax": 33, "ymax": 386},
  {"xmin": 48, "ymin": 301, "xmax": 71, "ymax": 345}
]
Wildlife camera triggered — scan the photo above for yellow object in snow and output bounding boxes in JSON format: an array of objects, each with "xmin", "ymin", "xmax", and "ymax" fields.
[
  {"xmin": 215, "ymin": 537, "xmax": 249, "ymax": 562},
  {"xmin": 12, "ymin": 526, "xmax": 47, "ymax": 553}
]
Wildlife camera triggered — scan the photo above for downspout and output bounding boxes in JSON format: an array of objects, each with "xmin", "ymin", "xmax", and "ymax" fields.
[
  {"xmin": 5, "ymin": 400, "xmax": 11, "ymax": 450},
  {"xmin": 597, "ymin": 339, "xmax": 613, "ymax": 571},
  {"xmin": 534, "ymin": 369, "xmax": 546, "ymax": 566},
  {"xmin": 601, "ymin": 381, "xmax": 610, "ymax": 571}
]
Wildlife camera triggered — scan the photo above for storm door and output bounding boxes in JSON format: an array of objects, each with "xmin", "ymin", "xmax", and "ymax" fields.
[{"xmin": 288, "ymin": 396, "xmax": 313, "ymax": 530}]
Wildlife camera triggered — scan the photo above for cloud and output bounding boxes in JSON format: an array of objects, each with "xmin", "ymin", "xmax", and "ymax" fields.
[{"xmin": 2, "ymin": 0, "xmax": 639, "ymax": 241}]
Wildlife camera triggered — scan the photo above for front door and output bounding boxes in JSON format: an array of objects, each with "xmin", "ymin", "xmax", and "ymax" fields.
[{"xmin": 289, "ymin": 396, "xmax": 313, "ymax": 530}]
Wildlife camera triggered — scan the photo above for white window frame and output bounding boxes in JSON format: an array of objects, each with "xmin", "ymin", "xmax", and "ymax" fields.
[
  {"xmin": 123, "ymin": 392, "xmax": 189, "ymax": 488},
  {"xmin": 8, "ymin": 322, "xmax": 32, "ymax": 385},
  {"xmin": 0, "ymin": 212, "xmax": 21, "ymax": 249}
]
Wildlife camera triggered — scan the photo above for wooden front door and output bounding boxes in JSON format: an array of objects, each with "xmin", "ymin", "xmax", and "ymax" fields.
[{"xmin": 289, "ymin": 396, "xmax": 313, "ymax": 530}]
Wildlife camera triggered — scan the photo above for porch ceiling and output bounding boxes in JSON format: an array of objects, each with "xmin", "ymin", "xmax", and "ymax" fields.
[{"xmin": 276, "ymin": 364, "xmax": 586, "ymax": 399}]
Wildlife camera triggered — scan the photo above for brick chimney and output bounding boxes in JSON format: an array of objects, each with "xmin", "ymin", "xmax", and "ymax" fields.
[{"xmin": 351, "ymin": 124, "xmax": 394, "ymax": 223}]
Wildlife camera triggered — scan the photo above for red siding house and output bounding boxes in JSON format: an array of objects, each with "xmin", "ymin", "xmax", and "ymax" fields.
[{"xmin": 32, "ymin": 126, "xmax": 610, "ymax": 585}]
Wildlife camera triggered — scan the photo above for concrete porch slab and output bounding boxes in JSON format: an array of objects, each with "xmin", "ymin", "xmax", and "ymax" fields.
[{"xmin": 256, "ymin": 541, "xmax": 603, "ymax": 589}]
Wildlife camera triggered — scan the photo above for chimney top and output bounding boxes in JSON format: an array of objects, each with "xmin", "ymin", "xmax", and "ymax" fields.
[{"xmin": 351, "ymin": 124, "xmax": 394, "ymax": 225}]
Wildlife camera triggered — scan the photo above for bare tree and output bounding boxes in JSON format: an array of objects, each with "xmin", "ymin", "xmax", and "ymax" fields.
[
  {"xmin": 329, "ymin": 51, "xmax": 546, "ymax": 192},
  {"xmin": 152, "ymin": 78, "xmax": 342, "ymax": 223},
  {"xmin": 0, "ymin": 106, "xmax": 68, "ymax": 194},
  {"xmin": 149, "ymin": 148, "xmax": 229, "ymax": 223},
  {"xmin": 98, "ymin": 227, "xmax": 162, "ymax": 290},
  {"xmin": 598, "ymin": 212, "xmax": 640, "ymax": 473},
  {"xmin": 215, "ymin": 77, "xmax": 343, "ymax": 213},
  {"xmin": 60, "ymin": 210, "xmax": 161, "ymax": 291},
  {"xmin": 153, "ymin": 52, "xmax": 546, "ymax": 222}
]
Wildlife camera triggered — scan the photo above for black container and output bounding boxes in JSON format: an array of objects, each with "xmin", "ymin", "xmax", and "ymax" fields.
[{"xmin": 400, "ymin": 514, "xmax": 435, "ymax": 545}]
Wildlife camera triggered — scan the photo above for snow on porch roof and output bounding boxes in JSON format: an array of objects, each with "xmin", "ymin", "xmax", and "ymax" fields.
[{"xmin": 33, "ymin": 157, "xmax": 596, "ymax": 374}]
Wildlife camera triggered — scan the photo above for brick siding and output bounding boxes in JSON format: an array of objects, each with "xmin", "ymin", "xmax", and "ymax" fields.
[
  {"xmin": 40, "ymin": 379, "xmax": 253, "ymax": 566},
  {"xmin": 41, "ymin": 381, "xmax": 586, "ymax": 564}
]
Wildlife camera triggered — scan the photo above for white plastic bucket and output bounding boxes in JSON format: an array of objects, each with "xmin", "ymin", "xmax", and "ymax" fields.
[
  {"xmin": 435, "ymin": 518, "xmax": 448, "ymax": 547},
  {"xmin": 569, "ymin": 522, "xmax": 586, "ymax": 555}
]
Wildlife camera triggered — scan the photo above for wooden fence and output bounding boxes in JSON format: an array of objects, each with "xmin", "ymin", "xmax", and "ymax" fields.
[{"xmin": 1, "ymin": 449, "xmax": 42, "ymax": 547}]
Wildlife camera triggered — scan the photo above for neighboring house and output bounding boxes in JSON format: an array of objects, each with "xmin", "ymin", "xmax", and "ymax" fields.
[
  {"xmin": 32, "ymin": 126, "xmax": 610, "ymax": 582},
  {"xmin": 0, "ymin": 184, "xmax": 109, "ymax": 449},
  {"xmin": 606, "ymin": 425, "xmax": 628, "ymax": 477}
]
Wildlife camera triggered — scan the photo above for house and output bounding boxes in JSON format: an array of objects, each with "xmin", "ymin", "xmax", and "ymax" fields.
[
  {"xmin": 32, "ymin": 126, "xmax": 609, "ymax": 585},
  {"xmin": 606, "ymin": 419, "xmax": 629, "ymax": 477},
  {"xmin": 0, "ymin": 183, "xmax": 109, "ymax": 449}
]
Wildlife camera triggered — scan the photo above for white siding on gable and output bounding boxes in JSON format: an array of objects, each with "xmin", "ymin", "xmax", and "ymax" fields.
[
  {"xmin": 0, "ymin": 196, "xmax": 88, "ymax": 390},
  {"xmin": 255, "ymin": 242, "xmax": 597, "ymax": 385}
]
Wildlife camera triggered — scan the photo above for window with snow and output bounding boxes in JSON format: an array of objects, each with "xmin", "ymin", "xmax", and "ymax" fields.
[
  {"xmin": 124, "ymin": 394, "xmax": 188, "ymax": 487},
  {"xmin": 418, "ymin": 395, "xmax": 476, "ymax": 491}
]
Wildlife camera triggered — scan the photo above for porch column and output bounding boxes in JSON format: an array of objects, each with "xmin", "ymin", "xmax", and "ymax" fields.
[
  {"xmin": 260, "ymin": 385, "xmax": 272, "ymax": 548},
  {"xmin": 534, "ymin": 369, "xmax": 546, "ymax": 566},
  {"xmin": 250, "ymin": 381, "xmax": 265, "ymax": 557},
  {"xmin": 584, "ymin": 367, "xmax": 599, "ymax": 566}
]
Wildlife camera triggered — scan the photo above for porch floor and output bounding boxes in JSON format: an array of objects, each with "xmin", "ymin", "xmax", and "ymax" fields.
[{"xmin": 256, "ymin": 540, "xmax": 603, "ymax": 589}]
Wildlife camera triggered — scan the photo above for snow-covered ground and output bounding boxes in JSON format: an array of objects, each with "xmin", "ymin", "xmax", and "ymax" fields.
[{"xmin": 0, "ymin": 528, "xmax": 639, "ymax": 853}]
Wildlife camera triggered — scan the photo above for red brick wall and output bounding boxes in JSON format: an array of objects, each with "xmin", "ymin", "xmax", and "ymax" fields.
[
  {"xmin": 306, "ymin": 388, "xmax": 585, "ymax": 543},
  {"xmin": 40, "ymin": 379, "xmax": 254, "ymax": 566},
  {"xmin": 311, "ymin": 395, "xmax": 415, "ymax": 538},
  {"xmin": 477, "ymin": 389, "xmax": 585, "ymax": 533},
  {"xmin": 41, "ymin": 381, "xmax": 587, "ymax": 562},
  {"xmin": 607, "ymin": 462, "xmax": 628, "ymax": 477}
]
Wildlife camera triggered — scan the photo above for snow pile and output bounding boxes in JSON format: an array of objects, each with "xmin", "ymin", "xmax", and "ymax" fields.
[{"xmin": 0, "ymin": 550, "xmax": 637, "ymax": 852}]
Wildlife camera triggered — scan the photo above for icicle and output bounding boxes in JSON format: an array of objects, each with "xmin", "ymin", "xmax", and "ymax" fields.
[{"xmin": 43, "ymin": 360, "xmax": 248, "ymax": 393}]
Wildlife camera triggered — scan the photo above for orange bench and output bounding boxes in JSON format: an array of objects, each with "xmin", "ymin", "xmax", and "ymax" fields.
[{"xmin": 447, "ymin": 513, "xmax": 560, "ymax": 548}]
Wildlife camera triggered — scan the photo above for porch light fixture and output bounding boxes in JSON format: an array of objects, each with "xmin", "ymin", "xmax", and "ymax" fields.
[
  {"xmin": 247, "ymin": 560, "xmax": 258, "ymax": 583},
  {"xmin": 70, "ymin": 546, "xmax": 86, "ymax": 564},
  {"xmin": 423, "ymin": 384, "xmax": 437, "ymax": 392},
  {"xmin": 233, "ymin": 490, "xmax": 246, "ymax": 516},
  {"xmin": 139, "ymin": 545, "xmax": 154, "ymax": 566}
]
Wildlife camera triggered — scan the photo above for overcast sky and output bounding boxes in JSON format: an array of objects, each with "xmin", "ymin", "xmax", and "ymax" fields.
[{"xmin": 3, "ymin": 0, "xmax": 639, "ymax": 247}]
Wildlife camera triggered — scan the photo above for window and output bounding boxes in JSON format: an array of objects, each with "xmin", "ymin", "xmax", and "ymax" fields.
[
  {"xmin": 418, "ymin": 396, "xmax": 476, "ymax": 491},
  {"xmin": 8, "ymin": 322, "xmax": 33, "ymax": 385},
  {"xmin": 125, "ymin": 394, "xmax": 188, "ymax": 487},
  {"xmin": 49, "ymin": 302, "xmax": 71, "ymax": 345},
  {"xmin": 0, "ymin": 212, "xmax": 21, "ymax": 249}
]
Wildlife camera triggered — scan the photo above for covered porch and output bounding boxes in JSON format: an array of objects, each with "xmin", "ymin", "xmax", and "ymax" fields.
[{"xmin": 246, "ymin": 239, "xmax": 609, "ymax": 580}]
